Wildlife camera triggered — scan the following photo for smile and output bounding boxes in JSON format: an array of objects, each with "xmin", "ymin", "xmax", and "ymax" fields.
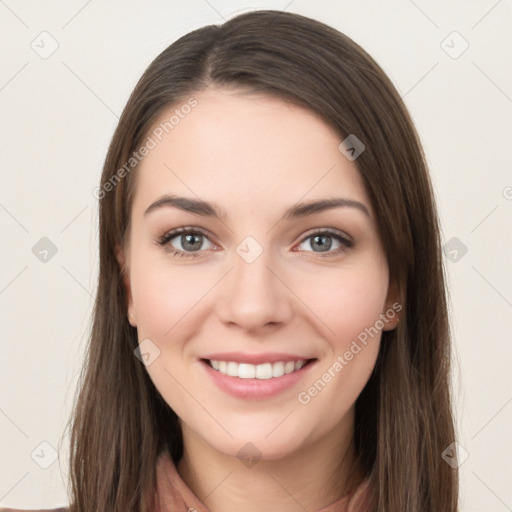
[
  {"xmin": 207, "ymin": 359, "xmax": 308, "ymax": 379},
  {"xmin": 199, "ymin": 352, "xmax": 318, "ymax": 399}
]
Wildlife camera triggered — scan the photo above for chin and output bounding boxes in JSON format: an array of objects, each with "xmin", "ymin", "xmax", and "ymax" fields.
[
  {"xmin": 197, "ymin": 416, "xmax": 313, "ymax": 461},
  {"xmin": 212, "ymin": 436, "xmax": 305, "ymax": 464}
]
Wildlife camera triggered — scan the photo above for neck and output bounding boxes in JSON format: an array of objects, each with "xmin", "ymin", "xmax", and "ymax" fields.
[{"xmin": 176, "ymin": 412, "xmax": 365, "ymax": 512}]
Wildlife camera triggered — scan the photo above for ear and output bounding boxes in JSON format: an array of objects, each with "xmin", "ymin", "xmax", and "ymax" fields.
[
  {"xmin": 382, "ymin": 275, "xmax": 402, "ymax": 331},
  {"xmin": 115, "ymin": 244, "xmax": 136, "ymax": 327}
]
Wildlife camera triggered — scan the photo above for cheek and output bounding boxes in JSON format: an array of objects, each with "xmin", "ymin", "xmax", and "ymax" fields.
[
  {"xmin": 295, "ymin": 267, "xmax": 385, "ymax": 415},
  {"xmin": 130, "ymin": 256, "xmax": 208, "ymax": 338},
  {"xmin": 128, "ymin": 257, "xmax": 209, "ymax": 413},
  {"xmin": 295, "ymin": 259, "xmax": 388, "ymax": 349}
]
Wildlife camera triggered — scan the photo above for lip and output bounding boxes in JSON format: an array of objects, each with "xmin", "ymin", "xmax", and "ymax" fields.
[
  {"xmin": 199, "ymin": 358, "xmax": 318, "ymax": 400},
  {"xmin": 201, "ymin": 352, "xmax": 314, "ymax": 365}
]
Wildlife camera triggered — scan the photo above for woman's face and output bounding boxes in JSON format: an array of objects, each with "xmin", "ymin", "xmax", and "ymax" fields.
[{"xmin": 119, "ymin": 87, "xmax": 399, "ymax": 460}]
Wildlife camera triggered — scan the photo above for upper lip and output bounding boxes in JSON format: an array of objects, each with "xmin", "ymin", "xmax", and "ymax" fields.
[{"xmin": 201, "ymin": 352, "xmax": 316, "ymax": 365}]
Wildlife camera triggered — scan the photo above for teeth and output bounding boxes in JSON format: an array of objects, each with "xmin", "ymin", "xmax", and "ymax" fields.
[
  {"xmin": 272, "ymin": 362, "xmax": 284, "ymax": 377},
  {"xmin": 208, "ymin": 359, "xmax": 307, "ymax": 379},
  {"xmin": 239, "ymin": 363, "xmax": 256, "ymax": 378},
  {"xmin": 227, "ymin": 361, "xmax": 238, "ymax": 377}
]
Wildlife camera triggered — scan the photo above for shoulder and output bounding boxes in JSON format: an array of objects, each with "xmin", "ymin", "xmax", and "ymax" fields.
[{"xmin": 0, "ymin": 508, "xmax": 69, "ymax": 512}]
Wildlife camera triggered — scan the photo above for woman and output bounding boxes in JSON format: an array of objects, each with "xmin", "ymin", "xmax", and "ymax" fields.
[{"xmin": 1, "ymin": 9, "xmax": 459, "ymax": 512}]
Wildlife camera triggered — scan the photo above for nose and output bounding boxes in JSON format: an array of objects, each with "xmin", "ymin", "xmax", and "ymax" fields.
[{"xmin": 216, "ymin": 243, "xmax": 294, "ymax": 333}]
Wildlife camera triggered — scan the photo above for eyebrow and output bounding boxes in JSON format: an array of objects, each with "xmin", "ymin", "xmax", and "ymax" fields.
[{"xmin": 144, "ymin": 194, "xmax": 371, "ymax": 220}]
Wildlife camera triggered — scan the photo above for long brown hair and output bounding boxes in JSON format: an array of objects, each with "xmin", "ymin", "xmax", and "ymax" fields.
[{"xmin": 67, "ymin": 9, "xmax": 459, "ymax": 511}]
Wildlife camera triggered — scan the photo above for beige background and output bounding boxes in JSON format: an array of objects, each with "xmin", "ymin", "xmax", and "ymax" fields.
[{"xmin": 1, "ymin": 0, "xmax": 511, "ymax": 510}]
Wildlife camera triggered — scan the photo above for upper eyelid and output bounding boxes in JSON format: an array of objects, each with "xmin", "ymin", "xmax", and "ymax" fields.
[
  {"xmin": 298, "ymin": 227, "xmax": 352, "ymax": 243},
  {"xmin": 162, "ymin": 226, "xmax": 217, "ymax": 243}
]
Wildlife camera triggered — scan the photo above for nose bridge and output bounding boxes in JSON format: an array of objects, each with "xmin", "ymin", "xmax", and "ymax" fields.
[{"xmin": 218, "ymin": 234, "xmax": 292, "ymax": 329}]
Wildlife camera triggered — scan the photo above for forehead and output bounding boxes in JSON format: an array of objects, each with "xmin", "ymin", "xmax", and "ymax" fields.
[{"xmin": 132, "ymin": 87, "xmax": 373, "ymax": 219}]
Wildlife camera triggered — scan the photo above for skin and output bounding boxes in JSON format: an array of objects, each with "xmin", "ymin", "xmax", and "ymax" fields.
[{"xmin": 117, "ymin": 87, "xmax": 399, "ymax": 512}]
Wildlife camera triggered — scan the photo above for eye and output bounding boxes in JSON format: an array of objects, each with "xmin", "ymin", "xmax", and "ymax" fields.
[
  {"xmin": 155, "ymin": 227, "xmax": 353, "ymax": 259},
  {"xmin": 295, "ymin": 229, "xmax": 353, "ymax": 257},
  {"xmin": 156, "ymin": 227, "xmax": 216, "ymax": 258}
]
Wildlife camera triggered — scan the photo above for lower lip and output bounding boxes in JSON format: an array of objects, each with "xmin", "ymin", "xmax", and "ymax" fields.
[{"xmin": 199, "ymin": 359, "xmax": 317, "ymax": 400}]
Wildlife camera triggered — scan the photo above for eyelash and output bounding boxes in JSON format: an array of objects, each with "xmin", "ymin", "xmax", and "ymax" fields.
[{"xmin": 155, "ymin": 226, "xmax": 353, "ymax": 259}]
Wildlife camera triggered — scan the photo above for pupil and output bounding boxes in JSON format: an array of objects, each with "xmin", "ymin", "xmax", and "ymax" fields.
[
  {"xmin": 312, "ymin": 234, "xmax": 331, "ymax": 252},
  {"xmin": 183, "ymin": 234, "xmax": 202, "ymax": 251}
]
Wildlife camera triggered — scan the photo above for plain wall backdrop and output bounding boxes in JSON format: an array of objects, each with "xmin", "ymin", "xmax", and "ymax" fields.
[{"xmin": 1, "ymin": 0, "xmax": 511, "ymax": 510}]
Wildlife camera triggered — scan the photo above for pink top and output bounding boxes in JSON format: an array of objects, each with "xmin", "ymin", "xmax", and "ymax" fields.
[{"xmin": 155, "ymin": 449, "xmax": 371, "ymax": 512}]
